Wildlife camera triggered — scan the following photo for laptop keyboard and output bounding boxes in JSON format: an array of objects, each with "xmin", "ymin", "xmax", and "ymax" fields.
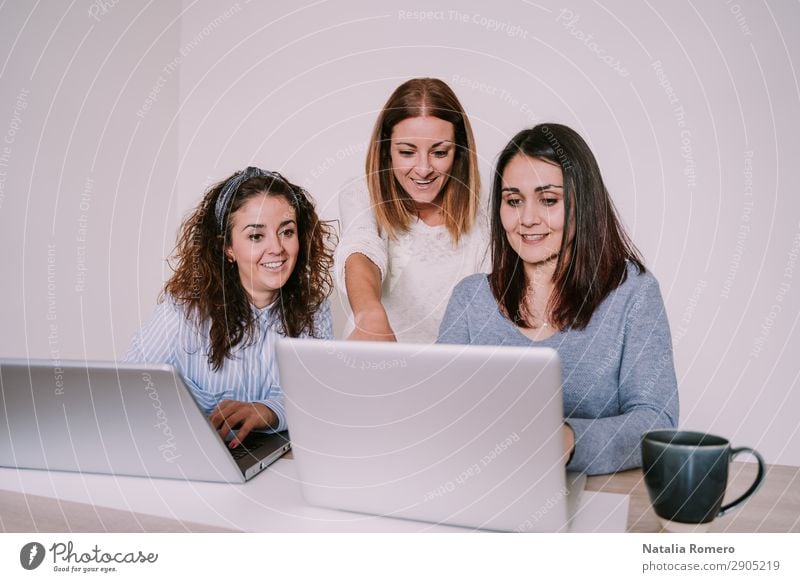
[{"xmin": 229, "ymin": 438, "xmax": 267, "ymax": 460}]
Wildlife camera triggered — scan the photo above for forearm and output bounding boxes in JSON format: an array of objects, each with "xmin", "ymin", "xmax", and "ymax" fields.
[
  {"xmin": 344, "ymin": 253, "xmax": 396, "ymax": 340},
  {"xmin": 344, "ymin": 253, "xmax": 384, "ymax": 315},
  {"xmin": 567, "ymin": 405, "xmax": 677, "ymax": 475}
]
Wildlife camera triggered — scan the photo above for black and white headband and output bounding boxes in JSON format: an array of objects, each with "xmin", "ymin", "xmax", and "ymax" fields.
[{"xmin": 214, "ymin": 167, "xmax": 296, "ymax": 231}]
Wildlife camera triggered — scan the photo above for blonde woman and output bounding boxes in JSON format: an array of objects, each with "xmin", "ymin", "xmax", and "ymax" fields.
[{"xmin": 335, "ymin": 78, "xmax": 489, "ymax": 343}]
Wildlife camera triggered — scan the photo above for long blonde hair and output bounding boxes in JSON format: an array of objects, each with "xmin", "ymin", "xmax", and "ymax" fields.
[{"xmin": 365, "ymin": 78, "xmax": 480, "ymax": 244}]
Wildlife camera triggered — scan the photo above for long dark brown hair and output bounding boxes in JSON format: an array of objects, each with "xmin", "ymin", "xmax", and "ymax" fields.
[
  {"xmin": 489, "ymin": 124, "xmax": 644, "ymax": 330},
  {"xmin": 365, "ymin": 77, "xmax": 480, "ymax": 243},
  {"xmin": 163, "ymin": 169, "xmax": 335, "ymax": 370}
]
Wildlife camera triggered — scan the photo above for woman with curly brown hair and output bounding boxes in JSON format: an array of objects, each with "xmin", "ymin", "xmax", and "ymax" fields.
[{"xmin": 125, "ymin": 167, "xmax": 335, "ymax": 448}]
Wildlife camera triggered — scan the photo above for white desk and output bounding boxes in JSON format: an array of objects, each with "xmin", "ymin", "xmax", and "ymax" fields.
[{"xmin": 0, "ymin": 459, "xmax": 628, "ymax": 533}]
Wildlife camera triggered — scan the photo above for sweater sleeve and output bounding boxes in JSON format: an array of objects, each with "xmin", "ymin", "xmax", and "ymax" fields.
[
  {"xmin": 567, "ymin": 274, "xmax": 679, "ymax": 475},
  {"xmin": 333, "ymin": 179, "xmax": 389, "ymax": 298}
]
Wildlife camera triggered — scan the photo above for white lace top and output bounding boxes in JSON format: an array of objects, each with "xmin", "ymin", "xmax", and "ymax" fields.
[{"xmin": 334, "ymin": 178, "xmax": 490, "ymax": 343}]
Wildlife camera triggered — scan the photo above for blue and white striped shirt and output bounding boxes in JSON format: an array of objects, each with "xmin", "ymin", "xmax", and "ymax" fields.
[{"xmin": 123, "ymin": 297, "xmax": 333, "ymax": 432}]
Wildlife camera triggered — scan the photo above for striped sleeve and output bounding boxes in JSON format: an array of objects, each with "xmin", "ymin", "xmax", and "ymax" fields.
[
  {"xmin": 255, "ymin": 326, "xmax": 288, "ymax": 432},
  {"xmin": 123, "ymin": 299, "xmax": 183, "ymax": 366}
]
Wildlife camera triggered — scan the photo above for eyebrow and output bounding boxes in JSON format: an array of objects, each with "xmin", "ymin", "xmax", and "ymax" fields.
[
  {"xmin": 394, "ymin": 141, "xmax": 453, "ymax": 148},
  {"xmin": 241, "ymin": 219, "xmax": 296, "ymax": 232},
  {"xmin": 501, "ymin": 184, "xmax": 564, "ymax": 194}
]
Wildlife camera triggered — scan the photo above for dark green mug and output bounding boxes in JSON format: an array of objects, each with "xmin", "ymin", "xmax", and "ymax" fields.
[{"xmin": 642, "ymin": 430, "xmax": 765, "ymax": 530}]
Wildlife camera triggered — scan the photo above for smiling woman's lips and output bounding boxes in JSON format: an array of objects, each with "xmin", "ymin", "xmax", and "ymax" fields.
[
  {"xmin": 261, "ymin": 259, "xmax": 287, "ymax": 269},
  {"xmin": 520, "ymin": 233, "xmax": 548, "ymax": 243},
  {"xmin": 410, "ymin": 176, "xmax": 439, "ymax": 189}
]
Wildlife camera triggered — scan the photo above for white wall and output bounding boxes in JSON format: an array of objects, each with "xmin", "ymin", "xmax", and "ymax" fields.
[
  {"xmin": 2, "ymin": 0, "xmax": 798, "ymax": 466},
  {"xmin": 0, "ymin": 2, "xmax": 181, "ymax": 360}
]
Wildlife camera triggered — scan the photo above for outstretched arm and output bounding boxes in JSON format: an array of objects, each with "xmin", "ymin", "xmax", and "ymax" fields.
[
  {"xmin": 344, "ymin": 253, "xmax": 396, "ymax": 341},
  {"xmin": 333, "ymin": 180, "xmax": 395, "ymax": 341}
]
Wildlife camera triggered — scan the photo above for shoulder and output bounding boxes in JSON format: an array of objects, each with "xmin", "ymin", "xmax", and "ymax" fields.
[
  {"xmin": 451, "ymin": 272, "xmax": 491, "ymax": 300},
  {"xmin": 160, "ymin": 293, "xmax": 183, "ymax": 310},
  {"xmin": 600, "ymin": 262, "xmax": 664, "ymax": 317},
  {"xmin": 155, "ymin": 294, "xmax": 191, "ymax": 323},
  {"xmin": 473, "ymin": 199, "xmax": 491, "ymax": 232},
  {"xmin": 619, "ymin": 262, "xmax": 661, "ymax": 297},
  {"xmin": 457, "ymin": 271, "xmax": 490, "ymax": 288},
  {"xmin": 156, "ymin": 295, "xmax": 210, "ymax": 336},
  {"xmin": 460, "ymin": 207, "xmax": 489, "ymax": 244}
]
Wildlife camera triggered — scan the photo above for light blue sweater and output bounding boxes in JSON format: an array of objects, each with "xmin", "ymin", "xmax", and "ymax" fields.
[{"xmin": 437, "ymin": 265, "xmax": 679, "ymax": 475}]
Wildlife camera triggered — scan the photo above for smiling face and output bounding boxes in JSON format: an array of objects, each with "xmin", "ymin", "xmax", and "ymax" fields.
[
  {"xmin": 499, "ymin": 155, "xmax": 568, "ymax": 270},
  {"xmin": 225, "ymin": 194, "xmax": 299, "ymax": 308},
  {"xmin": 389, "ymin": 116, "xmax": 456, "ymax": 206}
]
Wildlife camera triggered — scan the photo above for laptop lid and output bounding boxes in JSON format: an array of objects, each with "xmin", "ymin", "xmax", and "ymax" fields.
[
  {"xmin": 0, "ymin": 359, "xmax": 289, "ymax": 483},
  {"xmin": 276, "ymin": 339, "xmax": 571, "ymax": 532}
]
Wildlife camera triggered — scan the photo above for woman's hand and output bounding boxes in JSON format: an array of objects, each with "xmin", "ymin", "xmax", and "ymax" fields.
[
  {"xmin": 563, "ymin": 422, "xmax": 576, "ymax": 465},
  {"xmin": 209, "ymin": 400, "xmax": 277, "ymax": 448},
  {"xmin": 348, "ymin": 305, "xmax": 397, "ymax": 341}
]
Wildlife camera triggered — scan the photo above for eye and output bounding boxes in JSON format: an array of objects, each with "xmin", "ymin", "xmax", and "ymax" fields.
[
  {"xmin": 432, "ymin": 150, "xmax": 450, "ymax": 158},
  {"xmin": 279, "ymin": 228, "xmax": 295, "ymax": 238},
  {"xmin": 397, "ymin": 150, "xmax": 415, "ymax": 157},
  {"xmin": 541, "ymin": 198, "xmax": 559, "ymax": 207},
  {"xmin": 504, "ymin": 197, "xmax": 522, "ymax": 208},
  {"xmin": 248, "ymin": 233, "xmax": 263, "ymax": 242}
]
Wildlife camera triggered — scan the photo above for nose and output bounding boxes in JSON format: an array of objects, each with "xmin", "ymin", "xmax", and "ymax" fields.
[
  {"xmin": 519, "ymin": 201, "xmax": 542, "ymax": 227},
  {"xmin": 263, "ymin": 233, "xmax": 284, "ymax": 255},
  {"xmin": 414, "ymin": 155, "xmax": 433, "ymax": 177}
]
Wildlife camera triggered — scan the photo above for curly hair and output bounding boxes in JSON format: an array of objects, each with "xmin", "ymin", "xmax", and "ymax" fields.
[
  {"xmin": 163, "ymin": 169, "xmax": 335, "ymax": 370},
  {"xmin": 489, "ymin": 124, "xmax": 644, "ymax": 330}
]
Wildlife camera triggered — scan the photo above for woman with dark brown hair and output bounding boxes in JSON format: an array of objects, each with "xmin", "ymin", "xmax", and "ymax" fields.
[
  {"xmin": 125, "ymin": 167, "xmax": 335, "ymax": 448},
  {"xmin": 438, "ymin": 124, "xmax": 678, "ymax": 475},
  {"xmin": 334, "ymin": 78, "xmax": 489, "ymax": 343}
]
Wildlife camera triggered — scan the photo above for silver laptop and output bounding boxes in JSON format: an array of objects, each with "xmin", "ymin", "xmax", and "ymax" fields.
[
  {"xmin": 0, "ymin": 359, "xmax": 290, "ymax": 483},
  {"xmin": 276, "ymin": 339, "xmax": 585, "ymax": 532}
]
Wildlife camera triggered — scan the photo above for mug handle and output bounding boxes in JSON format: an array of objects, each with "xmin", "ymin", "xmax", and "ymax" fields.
[{"xmin": 718, "ymin": 447, "xmax": 766, "ymax": 517}]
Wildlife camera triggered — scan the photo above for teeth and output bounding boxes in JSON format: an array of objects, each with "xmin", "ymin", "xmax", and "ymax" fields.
[
  {"xmin": 262, "ymin": 261, "xmax": 284, "ymax": 268},
  {"xmin": 413, "ymin": 178, "xmax": 434, "ymax": 185},
  {"xmin": 522, "ymin": 234, "xmax": 546, "ymax": 240}
]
